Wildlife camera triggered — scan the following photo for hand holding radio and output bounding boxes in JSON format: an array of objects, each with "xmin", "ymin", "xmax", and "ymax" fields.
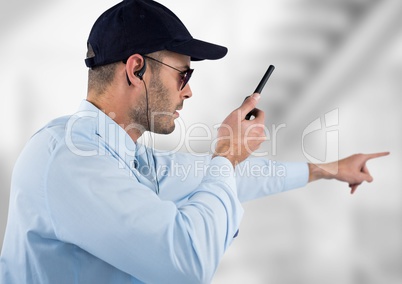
[
  {"xmin": 213, "ymin": 93, "xmax": 266, "ymax": 167},
  {"xmin": 213, "ymin": 65, "xmax": 274, "ymax": 166}
]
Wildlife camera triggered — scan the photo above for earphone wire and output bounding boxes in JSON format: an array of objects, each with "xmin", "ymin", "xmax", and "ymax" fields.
[{"xmin": 142, "ymin": 80, "xmax": 160, "ymax": 194}]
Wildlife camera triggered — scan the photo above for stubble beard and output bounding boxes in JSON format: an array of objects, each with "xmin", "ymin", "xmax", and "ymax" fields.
[{"xmin": 128, "ymin": 75, "xmax": 176, "ymax": 135}]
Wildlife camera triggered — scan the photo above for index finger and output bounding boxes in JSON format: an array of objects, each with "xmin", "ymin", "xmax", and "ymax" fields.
[
  {"xmin": 365, "ymin": 152, "xmax": 390, "ymax": 160},
  {"xmin": 248, "ymin": 108, "xmax": 265, "ymax": 124}
]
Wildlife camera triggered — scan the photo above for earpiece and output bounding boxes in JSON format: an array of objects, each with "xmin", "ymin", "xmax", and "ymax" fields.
[{"xmin": 134, "ymin": 57, "xmax": 147, "ymax": 80}]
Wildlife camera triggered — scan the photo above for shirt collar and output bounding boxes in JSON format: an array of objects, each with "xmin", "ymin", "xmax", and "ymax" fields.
[{"xmin": 77, "ymin": 100, "xmax": 139, "ymax": 169}]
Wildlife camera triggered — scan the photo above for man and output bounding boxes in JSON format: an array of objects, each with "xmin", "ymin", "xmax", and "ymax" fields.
[{"xmin": 0, "ymin": 0, "xmax": 388, "ymax": 283}]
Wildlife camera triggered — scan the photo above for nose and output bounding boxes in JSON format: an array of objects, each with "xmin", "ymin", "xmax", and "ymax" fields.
[{"xmin": 181, "ymin": 84, "xmax": 192, "ymax": 99}]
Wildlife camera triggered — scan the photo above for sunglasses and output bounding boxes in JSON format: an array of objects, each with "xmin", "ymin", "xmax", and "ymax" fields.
[{"xmin": 143, "ymin": 55, "xmax": 194, "ymax": 91}]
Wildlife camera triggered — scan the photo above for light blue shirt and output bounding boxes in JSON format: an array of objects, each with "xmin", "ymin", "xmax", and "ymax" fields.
[{"xmin": 0, "ymin": 100, "xmax": 308, "ymax": 283}]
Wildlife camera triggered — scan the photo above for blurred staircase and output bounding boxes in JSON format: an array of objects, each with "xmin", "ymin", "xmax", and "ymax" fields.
[{"xmin": 255, "ymin": 0, "xmax": 402, "ymax": 131}]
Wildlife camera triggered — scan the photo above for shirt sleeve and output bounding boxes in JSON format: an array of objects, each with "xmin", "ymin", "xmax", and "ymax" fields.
[
  {"xmin": 155, "ymin": 153, "xmax": 309, "ymax": 204},
  {"xmin": 45, "ymin": 143, "xmax": 243, "ymax": 284},
  {"xmin": 235, "ymin": 157, "xmax": 309, "ymax": 202}
]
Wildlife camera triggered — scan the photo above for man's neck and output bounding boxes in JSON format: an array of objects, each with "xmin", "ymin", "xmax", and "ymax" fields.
[{"xmin": 86, "ymin": 95, "xmax": 143, "ymax": 142}]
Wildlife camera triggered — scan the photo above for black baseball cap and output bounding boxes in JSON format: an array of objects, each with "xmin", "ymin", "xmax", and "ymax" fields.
[{"xmin": 85, "ymin": 0, "xmax": 228, "ymax": 68}]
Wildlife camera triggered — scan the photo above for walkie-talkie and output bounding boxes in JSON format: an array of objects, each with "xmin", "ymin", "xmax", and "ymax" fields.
[{"xmin": 244, "ymin": 65, "xmax": 275, "ymax": 120}]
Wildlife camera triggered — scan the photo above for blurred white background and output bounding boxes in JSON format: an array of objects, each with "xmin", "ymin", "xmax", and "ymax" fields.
[{"xmin": 1, "ymin": 0, "xmax": 401, "ymax": 283}]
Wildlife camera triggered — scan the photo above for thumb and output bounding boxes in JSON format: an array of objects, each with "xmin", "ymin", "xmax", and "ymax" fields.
[
  {"xmin": 362, "ymin": 165, "xmax": 373, "ymax": 183},
  {"xmin": 241, "ymin": 93, "xmax": 261, "ymax": 118},
  {"xmin": 357, "ymin": 171, "xmax": 373, "ymax": 184}
]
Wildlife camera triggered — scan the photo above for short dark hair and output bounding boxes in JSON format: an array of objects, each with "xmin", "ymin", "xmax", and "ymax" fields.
[
  {"xmin": 87, "ymin": 44, "xmax": 119, "ymax": 95},
  {"xmin": 144, "ymin": 51, "xmax": 164, "ymax": 76},
  {"xmin": 87, "ymin": 44, "xmax": 165, "ymax": 95}
]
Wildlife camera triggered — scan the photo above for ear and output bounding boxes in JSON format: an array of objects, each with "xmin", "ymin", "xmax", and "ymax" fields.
[{"xmin": 125, "ymin": 54, "xmax": 146, "ymax": 86}]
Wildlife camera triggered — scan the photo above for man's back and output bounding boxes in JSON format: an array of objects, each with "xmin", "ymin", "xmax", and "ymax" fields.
[{"xmin": 0, "ymin": 114, "xmax": 140, "ymax": 283}]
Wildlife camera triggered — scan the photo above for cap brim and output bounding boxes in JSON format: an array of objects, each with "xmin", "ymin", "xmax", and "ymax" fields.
[{"xmin": 167, "ymin": 38, "xmax": 228, "ymax": 61}]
